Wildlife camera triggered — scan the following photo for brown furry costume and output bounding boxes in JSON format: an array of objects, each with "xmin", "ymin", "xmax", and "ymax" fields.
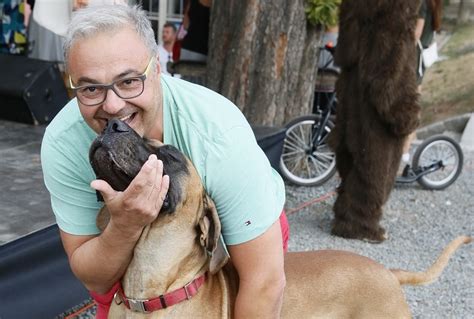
[{"xmin": 328, "ymin": 0, "xmax": 421, "ymax": 242}]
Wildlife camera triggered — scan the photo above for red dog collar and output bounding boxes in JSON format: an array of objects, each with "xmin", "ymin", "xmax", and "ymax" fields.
[{"xmin": 116, "ymin": 273, "xmax": 207, "ymax": 313}]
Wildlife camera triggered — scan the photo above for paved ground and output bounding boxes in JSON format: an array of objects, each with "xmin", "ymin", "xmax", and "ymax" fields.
[
  {"xmin": 0, "ymin": 120, "xmax": 53, "ymax": 244},
  {"xmin": 284, "ymin": 149, "xmax": 474, "ymax": 318}
]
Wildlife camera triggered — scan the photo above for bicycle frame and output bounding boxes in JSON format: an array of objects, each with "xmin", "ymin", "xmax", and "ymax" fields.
[
  {"xmin": 311, "ymin": 93, "xmax": 336, "ymax": 147},
  {"xmin": 395, "ymin": 160, "xmax": 444, "ymax": 184}
]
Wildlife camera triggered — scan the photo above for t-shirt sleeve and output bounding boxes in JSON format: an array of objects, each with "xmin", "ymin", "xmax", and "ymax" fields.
[
  {"xmin": 41, "ymin": 131, "xmax": 102, "ymax": 235},
  {"xmin": 203, "ymin": 126, "xmax": 285, "ymax": 245}
]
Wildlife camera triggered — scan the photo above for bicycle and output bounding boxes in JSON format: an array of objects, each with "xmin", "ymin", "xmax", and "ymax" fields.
[
  {"xmin": 279, "ymin": 45, "xmax": 464, "ymax": 190},
  {"xmin": 395, "ymin": 135, "xmax": 464, "ymax": 190},
  {"xmin": 279, "ymin": 44, "xmax": 338, "ymax": 186}
]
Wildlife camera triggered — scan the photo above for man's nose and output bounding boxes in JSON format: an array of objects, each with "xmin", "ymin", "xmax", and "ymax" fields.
[
  {"xmin": 102, "ymin": 88, "xmax": 126, "ymax": 114},
  {"xmin": 105, "ymin": 119, "xmax": 131, "ymax": 134}
]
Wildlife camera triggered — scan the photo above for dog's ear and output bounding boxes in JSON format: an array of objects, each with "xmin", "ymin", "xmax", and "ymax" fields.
[{"xmin": 198, "ymin": 194, "xmax": 229, "ymax": 274}]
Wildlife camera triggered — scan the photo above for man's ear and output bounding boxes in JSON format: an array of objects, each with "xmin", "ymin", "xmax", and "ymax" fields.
[{"xmin": 198, "ymin": 194, "xmax": 229, "ymax": 274}]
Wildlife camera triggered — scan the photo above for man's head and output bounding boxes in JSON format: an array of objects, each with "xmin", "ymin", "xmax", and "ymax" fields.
[
  {"xmin": 161, "ymin": 22, "xmax": 177, "ymax": 46},
  {"xmin": 65, "ymin": 5, "xmax": 164, "ymax": 140}
]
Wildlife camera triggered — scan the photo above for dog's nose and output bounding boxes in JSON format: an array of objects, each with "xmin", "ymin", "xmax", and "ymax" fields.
[{"xmin": 105, "ymin": 119, "xmax": 131, "ymax": 134}]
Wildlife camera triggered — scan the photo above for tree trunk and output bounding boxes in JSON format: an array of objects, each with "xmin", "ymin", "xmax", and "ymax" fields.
[{"xmin": 207, "ymin": 0, "xmax": 323, "ymax": 126}]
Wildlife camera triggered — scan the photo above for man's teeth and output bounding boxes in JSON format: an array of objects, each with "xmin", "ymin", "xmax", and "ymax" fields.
[{"xmin": 120, "ymin": 114, "xmax": 133, "ymax": 122}]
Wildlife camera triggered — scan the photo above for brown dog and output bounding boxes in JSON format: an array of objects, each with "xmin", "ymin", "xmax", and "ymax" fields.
[{"xmin": 90, "ymin": 119, "xmax": 471, "ymax": 319}]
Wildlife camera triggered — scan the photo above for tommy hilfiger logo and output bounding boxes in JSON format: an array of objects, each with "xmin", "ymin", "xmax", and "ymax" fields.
[{"xmin": 244, "ymin": 220, "xmax": 251, "ymax": 226}]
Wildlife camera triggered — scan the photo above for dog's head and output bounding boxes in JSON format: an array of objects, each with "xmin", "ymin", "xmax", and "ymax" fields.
[
  {"xmin": 90, "ymin": 119, "xmax": 228, "ymax": 273},
  {"xmin": 89, "ymin": 119, "xmax": 189, "ymax": 214}
]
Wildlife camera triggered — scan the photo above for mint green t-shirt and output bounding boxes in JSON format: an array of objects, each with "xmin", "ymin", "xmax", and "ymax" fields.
[{"xmin": 41, "ymin": 75, "xmax": 285, "ymax": 245}]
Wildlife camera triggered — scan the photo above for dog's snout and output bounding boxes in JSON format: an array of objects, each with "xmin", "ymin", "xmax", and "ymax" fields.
[{"xmin": 105, "ymin": 119, "xmax": 131, "ymax": 134}]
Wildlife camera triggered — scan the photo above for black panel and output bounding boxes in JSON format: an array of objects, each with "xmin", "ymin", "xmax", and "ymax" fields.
[{"xmin": 0, "ymin": 54, "xmax": 69, "ymax": 125}]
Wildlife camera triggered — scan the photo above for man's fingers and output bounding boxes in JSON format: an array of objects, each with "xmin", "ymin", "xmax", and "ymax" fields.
[
  {"xmin": 156, "ymin": 175, "xmax": 170, "ymax": 210},
  {"xmin": 152, "ymin": 155, "xmax": 164, "ymax": 190},
  {"xmin": 129, "ymin": 155, "xmax": 160, "ymax": 191},
  {"xmin": 129, "ymin": 154, "xmax": 168, "ymax": 204},
  {"xmin": 90, "ymin": 179, "xmax": 117, "ymax": 203},
  {"xmin": 160, "ymin": 175, "xmax": 170, "ymax": 196},
  {"xmin": 148, "ymin": 158, "xmax": 168, "ymax": 202}
]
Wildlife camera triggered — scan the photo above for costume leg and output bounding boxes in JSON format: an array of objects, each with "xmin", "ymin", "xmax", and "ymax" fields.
[
  {"xmin": 333, "ymin": 141, "xmax": 353, "ymax": 193},
  {"xmin": 331, "ymin": 164, "xmax": 387, "ymax": 242},
  {"xmin": 332, "ymin": 133, "xmax": 399, "ymax": 241}
]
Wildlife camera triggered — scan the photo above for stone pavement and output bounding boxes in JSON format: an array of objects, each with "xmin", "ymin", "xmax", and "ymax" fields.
[{"xmin": 0, "ymin": 120, "xmax": 54, "ymax": 245}]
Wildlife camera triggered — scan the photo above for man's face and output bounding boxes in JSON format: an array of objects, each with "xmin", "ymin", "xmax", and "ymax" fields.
[
  {"xmin": 68, "ymin": 27, "xmax": 163, "ymax": 139},
  {"xmin": 162, "ymin": 26, "xmax": 176, "ymax": 45}
]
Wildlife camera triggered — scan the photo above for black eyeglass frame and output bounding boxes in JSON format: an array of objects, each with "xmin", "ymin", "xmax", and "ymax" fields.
[{"xmin": 68, "ymin": 57, "xmax": 154, "ymax": 107}]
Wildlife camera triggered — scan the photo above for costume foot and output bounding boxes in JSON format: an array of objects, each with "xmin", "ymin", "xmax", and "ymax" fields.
[
  {"xmin": 331, "ymin": 223, "xmax": 387, "ymax": 243},
  {"xmin": 362, "ymin": 231, "xmax": 388, "ymax": 244}
]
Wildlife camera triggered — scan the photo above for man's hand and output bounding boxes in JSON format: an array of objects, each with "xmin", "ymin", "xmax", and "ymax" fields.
[
  {"xmin": 91, "ymin": 154, "xmax": 170, "ymax": 235},
  {"xmin": 61, "ymin": 154, "xmax": 169, "ymax": 293}
]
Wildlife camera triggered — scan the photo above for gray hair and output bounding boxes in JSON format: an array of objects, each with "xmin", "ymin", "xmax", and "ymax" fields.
[{"xmin": 64, "ymin": 4, "xmax": 158, "ymax": 69}]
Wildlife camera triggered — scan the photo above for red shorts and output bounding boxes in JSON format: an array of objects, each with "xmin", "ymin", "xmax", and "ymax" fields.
[
  {"xmin": 279, "ymin": 210, "xmax": 290, "ymax": 253},
  {"xmin": 91, "ymin": 210, "xmax": 290, "ymax": 318}
]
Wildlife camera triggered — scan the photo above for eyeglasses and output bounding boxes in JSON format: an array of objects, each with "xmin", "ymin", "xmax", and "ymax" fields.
[{"xmin": 69, "ymin": 57, "xmax": 154, "ymax": 106}]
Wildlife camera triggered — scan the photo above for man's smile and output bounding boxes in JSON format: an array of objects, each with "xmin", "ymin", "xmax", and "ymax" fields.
[{"xmin": 95, "ymin": 109, "xmax": 139, "ymax": 132}]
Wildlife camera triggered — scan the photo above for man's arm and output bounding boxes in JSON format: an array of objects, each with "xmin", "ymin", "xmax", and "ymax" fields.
[
  {"xmin": 60, "ymin": 155, "xmax": 169, "ymax": 293},
  {"xmin": 415, "ymin": 18, "xmax": 425, "ymax": 42},
  {"xmin": 227, "ymin": 220, "xmax": 286, "ymax": 319}
]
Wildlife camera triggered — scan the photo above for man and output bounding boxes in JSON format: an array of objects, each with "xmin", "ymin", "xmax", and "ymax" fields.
[
  {"xmin": 41, "ymin": 4, "xmax": 288, "ymax": 318},
  {"xmin": 157, "ymin": 22, "xmax": 176, "ymax": 75},
  {"xmin": 180, "ymin": 0, "xmax": 211, "ymax": 62}
]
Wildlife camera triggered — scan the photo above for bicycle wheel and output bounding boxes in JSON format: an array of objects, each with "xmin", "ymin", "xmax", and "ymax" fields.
[
  {"xmin": 279, "ymin": 114, "xmax": 336, "ymax": 186},
  {"xmin": 412, "ymin": 135, "xmax": 463, "ymax": 190}
]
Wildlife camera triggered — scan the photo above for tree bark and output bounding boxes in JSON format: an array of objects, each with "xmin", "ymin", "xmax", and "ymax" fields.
[{"xmin": 207, "ymin": 0, "xmax": 323, "ymax": 126}]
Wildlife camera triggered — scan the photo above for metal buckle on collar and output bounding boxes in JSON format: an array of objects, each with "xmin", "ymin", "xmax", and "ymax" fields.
[
  {"xmin": 184, "ymin": 280, "xmax": 195, "ymax": 300},
  {"xmin": 128, "ymin": 298, "xmax": 150, "ymax": 313}
]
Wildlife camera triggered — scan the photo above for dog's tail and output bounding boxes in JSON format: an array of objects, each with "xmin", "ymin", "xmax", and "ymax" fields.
[{"xmin": 391, "ymin": 235, "xmax": 471, "ymax": 286}]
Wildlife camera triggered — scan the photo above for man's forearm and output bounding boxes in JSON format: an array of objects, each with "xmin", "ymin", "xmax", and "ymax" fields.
[
  {"xmin": 69, "ymin": 223, "xmax": 143, "ymax": 293},
  {"xmin": 228, "ymin": 220, "xmax": 286, "ymax": 318}
]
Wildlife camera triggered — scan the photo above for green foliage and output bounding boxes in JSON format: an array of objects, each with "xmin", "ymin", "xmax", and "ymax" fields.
[{"xmin": 305, "ymin": 0, "xmax": 341, "ymax": 27}]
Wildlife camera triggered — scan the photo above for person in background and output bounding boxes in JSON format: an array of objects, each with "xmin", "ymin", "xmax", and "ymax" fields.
[
  {"xmin": 179, "ymin": 0, "xmax": 211, "ymax": 62},
  {"xmin": 41, "ymin": 4, "xmax": 288, "ymax": 318},
  {"xmin": 27, "ymin": 0, "xmax": 72, "ymax": 62},
  {"xmin": 28, "ymin": 0, "xmax": 127, "ymax": 63},
  {"xmin": 328, "ymin": 0, "xmax": 420, "ymax": 242},
  {"xmin": 0, "ymin": 0, "xmax": 28, "ymax": 54},
  {"xmin": 317, "ymin": 25, "xmax": 339, "ymax": 72},
  {"xmin": 24, "ymin": 0, "xmax": 33, "ymax": 28},
  {"xmin": 157, "ymin": 22, "xmax": 177, "ymax": 75},
  {"xmin": 400, "ymin": 0, "xmax": 443, "ymax": 175}
]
